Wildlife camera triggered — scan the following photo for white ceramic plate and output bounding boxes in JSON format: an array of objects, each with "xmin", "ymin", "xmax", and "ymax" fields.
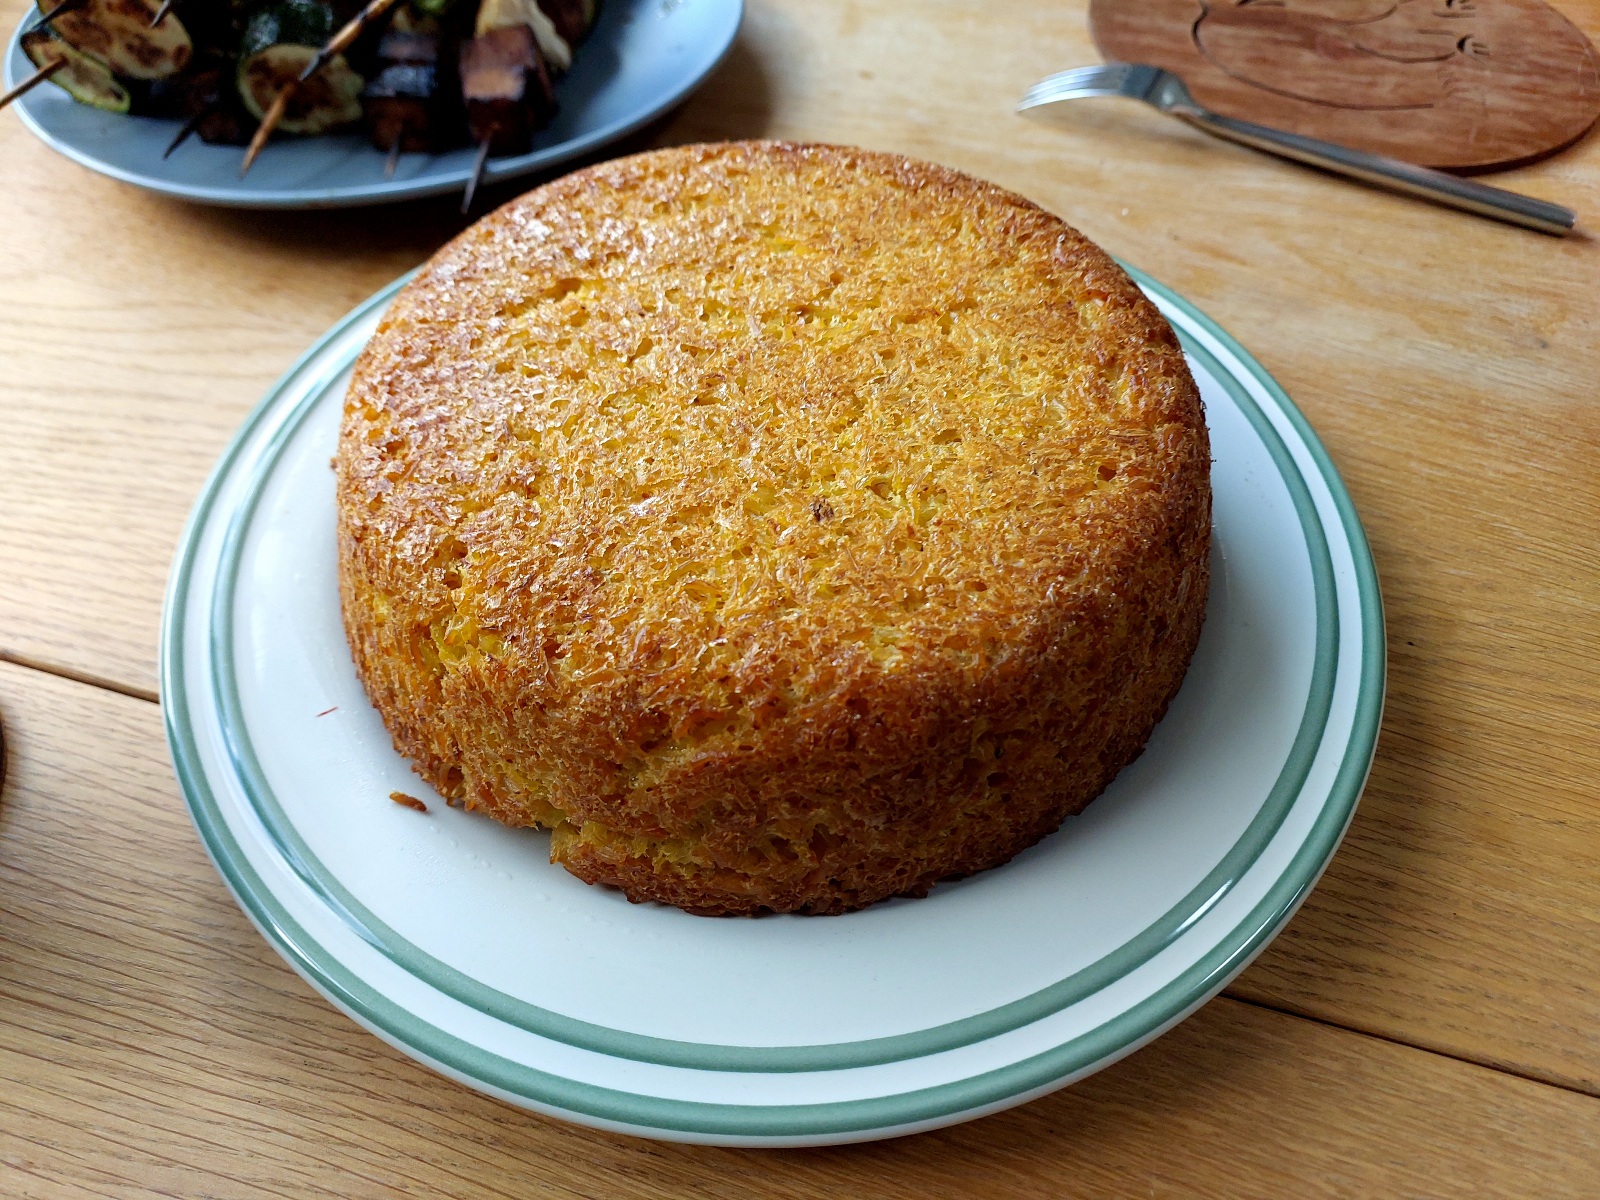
[
  {"xmin": 162, "ymin": 265, "xmax": 1384, "ymax": 1147},
  {"xmin": 2, "ymin": 0, "xmax": 740, "ymax": 208}
]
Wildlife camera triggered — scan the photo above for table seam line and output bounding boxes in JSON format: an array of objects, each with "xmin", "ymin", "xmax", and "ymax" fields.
[
  {"xmin": 1221, "ymin": 992, "xmax": 1600, "ymax": 1100},
  {"xmin": 0, "ymin": 651, "xmax": 159, "ymax": 705}
]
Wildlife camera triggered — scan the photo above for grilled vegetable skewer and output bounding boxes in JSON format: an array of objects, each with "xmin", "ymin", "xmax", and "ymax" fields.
[
  {"xmin": 461, "ymin": 23, "xmax": 557, "ymax": 155},
  {"xmin": 238, "ymin": 0, "xmax": 373, "ymax": 174},
  {"xmin": 363, "ymin": 26, "xmax": 461, "ymax": 159},
  {"xmin": 458, "ymin": 23, "xmax": 555, "ymax": 211},
  {"xmin": 9, "ymin": 0, "xmax": 605, "ymax": 189}
]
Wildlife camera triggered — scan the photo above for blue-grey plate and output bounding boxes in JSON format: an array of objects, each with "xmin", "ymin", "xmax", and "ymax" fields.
[{"xmin": 2, "ymin": 0, "xmax": 741, "ymax": 208}]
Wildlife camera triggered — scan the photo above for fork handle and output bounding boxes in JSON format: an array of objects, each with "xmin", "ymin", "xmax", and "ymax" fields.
[{"xmin": 1172, "ymin": 109, "xmax": 1576, "ymax": 237}]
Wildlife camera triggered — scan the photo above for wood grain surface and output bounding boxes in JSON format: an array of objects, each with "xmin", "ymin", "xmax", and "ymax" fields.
[
  {"xmin": 0, "ymin": 0, "xmax": 1599, "ymax": 1190},
  {"xmin": 1090, "ymin": 0, "xmax": 1600, "ymax": 170},
  {"xmin": 2, "ymin": 661, "xmax": 1597, "ymax": 1197}
]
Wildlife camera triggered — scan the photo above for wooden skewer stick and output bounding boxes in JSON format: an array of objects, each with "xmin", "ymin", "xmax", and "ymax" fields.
[
  {"xmin": 0, "ymin": 57, "xmax": 64, "ymax": 113},
  {"xmin": 384, "ymin": 132, "xmax": 402, "ymax": 178},
  {"xmin": 238, "ymin": 87, "xmax": 290, "ymax": 176},
  {"xmin": 149, "ymin": 0, "xmax": 174, "ymax": 28},
  {"xmin": 163, "ymin": 103, "xmax": 212, "ymax": 158},
  {"xmin": 461, "ymin": 137, "xmax": 491, "ymax": 215},
  {"xmin": 239, "ymin": 0, "xmax": 403, "ymax": 178},
  {"xmin": 297, "ymin": 0, "xmax": 403, "ymax": 83},
  {"xmin": 32, "ymin": 0, "xmax": 89, "ymax": 30}
]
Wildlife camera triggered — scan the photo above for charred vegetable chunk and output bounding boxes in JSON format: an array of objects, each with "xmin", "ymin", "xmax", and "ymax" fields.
[
  {"xmin": 362, "ymin": 29, "xmax": 460, "ymax": 154},
  {"xmin": 459, "ymin": 23, "xmax": 554, "ymax": 156},
  {"xmin": 151, "ymin": 0, "xmax": 246, "ymax": 55},
  {"xmin": 536, "ymin": 0, "xmax": 596, "ymax": 48},
  {"xmin": 475, "ymin": 0, "xmax": 568, "ymax": 73},
  {"xmin": 41, "ymin": 0, "xmax": 193, "ymax": 80},
  {"xmin": 237, "ymin": 0, "xmax": 364, "ymax": 135},
  {"xmin": 129, "ymin": 61, "xmax": 228, "ymax": 119},
  {"xmin": 21, "ymin": 27, "xmax": 130, "ymax": 112},
  {"xmin": 242, "ymin": 0, "xmax": 335, "ymax": 51},
  {"xmin": 196, "ymin": 99, "xmax": 254, "ymax": 145}
]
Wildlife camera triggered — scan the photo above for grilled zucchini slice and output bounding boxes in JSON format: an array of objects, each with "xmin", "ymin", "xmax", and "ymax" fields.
[
  {"xmin": 20, "ymin": 28, "xmax": 130, "ymax": 112},
  {"xmin": 237, "ymin": 0, "xmax": 364, "ymax": 135},
  {"xmin": 40, "ymin": 0, "xmax": 193, "ymax": 81}
]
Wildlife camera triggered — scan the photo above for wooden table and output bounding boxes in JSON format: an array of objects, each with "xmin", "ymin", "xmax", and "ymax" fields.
[{"xmin": 3, "ymin": 0, "xmax": 1598, "ymax": 1193}]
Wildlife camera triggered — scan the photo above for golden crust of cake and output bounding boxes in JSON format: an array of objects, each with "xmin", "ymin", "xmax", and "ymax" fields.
[{"xmin": 336, "ymin": 141, "xmax": 1211, "ymax": 916}]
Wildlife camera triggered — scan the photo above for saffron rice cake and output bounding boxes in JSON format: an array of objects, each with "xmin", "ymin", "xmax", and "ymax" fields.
[{"xmin": 336, "ymin": 141, "xmax": 1211, "ymax": 915}]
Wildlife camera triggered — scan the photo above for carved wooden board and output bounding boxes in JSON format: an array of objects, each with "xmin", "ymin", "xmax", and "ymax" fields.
[{"xmin": 1090, "ymin": 0, "xmax": 1600, "ymax": 170}]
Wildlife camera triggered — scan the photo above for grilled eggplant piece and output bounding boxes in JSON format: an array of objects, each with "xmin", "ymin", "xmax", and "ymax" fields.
[
  {"xmin": 160, "ymin": 46, "xmax": 252, "ymax": 145},
  {"xmin": 152, "ymin": 0, "xmax": 245, "ymax": 54},
  {"xmin": 41, "ymin": 0, "xmax": 193, "ymax": 80},
  {"xmin": 362, "ymin": 29, "xmax": 460, "ymax": 153},
  {"xmin": 197, "ymin": 97, "xmax": 253, "ymax": 145},
  {"xmin": 128, "ymin": 58, "xmax": 227, "ymax": 118},
  {"xmin": 21, "ymin": 27, "xmax": 129, "ymax": 111},
  {"xmin": 237, "ymin": 0, "xmax": 364, "ymax": 135},
  {"xmin": 459, "ymin": 24, "xmax": 554, "ymax": 156},
  {"xmin": 364, "ymin": 64, "xmax": 446, "ymax": 153}
]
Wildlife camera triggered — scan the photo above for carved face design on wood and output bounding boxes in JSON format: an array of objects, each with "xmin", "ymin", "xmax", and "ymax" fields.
[
  {"xmin": 1090, "ymin": 0, "xmax": 1600, "ymax": 167},
  {"xmin": 1193, "ymin": 0, "xmax": 1490, "ymax": 109}
]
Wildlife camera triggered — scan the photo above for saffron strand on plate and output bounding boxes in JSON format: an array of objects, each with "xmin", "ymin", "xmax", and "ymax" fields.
[
  {"xmin": 0, "ymin": 58, "xmax": 64, "ymax": 112},
  {"xmin": 384, "ymin": 131, "xmax": 401, "ymax": 177}
]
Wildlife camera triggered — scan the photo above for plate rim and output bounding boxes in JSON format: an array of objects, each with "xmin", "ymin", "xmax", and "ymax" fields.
[
  {"xmin": 161, "ymin": 263, "xmax": 1386, "ymax": 1140},
  {"xmin": 2, "ymin": 0, "xmax": 743, "ymax": 209}
]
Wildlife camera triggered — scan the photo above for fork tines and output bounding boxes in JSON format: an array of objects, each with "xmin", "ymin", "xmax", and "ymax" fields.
[{"xmin": 1018, "ymin": 62, "xmax": 1164, "ymax": 111}]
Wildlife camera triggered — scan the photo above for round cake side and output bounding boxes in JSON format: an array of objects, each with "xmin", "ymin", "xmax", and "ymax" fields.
[{"xmin": 337, "ymin": 141, "xmax": 1212, "ymax": 916}]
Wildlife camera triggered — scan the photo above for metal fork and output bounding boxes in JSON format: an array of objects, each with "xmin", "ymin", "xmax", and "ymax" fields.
[{"xmin": 1018, "ymin": 63, "xmax": 1576, "ymax": 237}]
